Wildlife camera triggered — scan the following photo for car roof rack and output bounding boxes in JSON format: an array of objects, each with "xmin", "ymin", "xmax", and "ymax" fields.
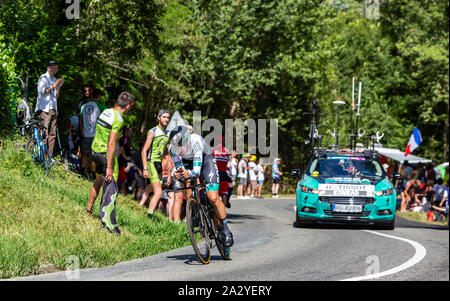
[{"xmin": 313, "ymin": 146, "xmax": 381, "ymax": 160}]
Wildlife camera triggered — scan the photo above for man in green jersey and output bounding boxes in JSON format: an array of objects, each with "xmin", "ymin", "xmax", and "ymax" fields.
[
  {"xmin": 86, "ymin": 92, "xmax": 134, "ymax": 235},
  {"xmin": 139, "ymin": 110, "xmax": 170, "ymax": 219}
]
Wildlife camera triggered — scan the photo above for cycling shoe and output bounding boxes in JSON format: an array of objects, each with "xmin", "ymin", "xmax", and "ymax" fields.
[{"xmin": 219, "ymin": 230, "xmax": 234, "ymax": 248}]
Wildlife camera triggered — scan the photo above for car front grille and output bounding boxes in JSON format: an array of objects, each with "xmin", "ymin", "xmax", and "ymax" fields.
[
  {"xmin": 319, "ymin": 197, "xmax": 375, "ymax": 205},
  {"xmin": 323, "ymin": 210, "xmax": 371, "ymax": 218}
]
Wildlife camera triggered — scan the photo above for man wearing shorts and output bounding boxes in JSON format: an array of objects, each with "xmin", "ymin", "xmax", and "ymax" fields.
[
  {"xmin": 139, "ymin": 110, "xmax": 170, "ymax": 219},
  {"xmin": 169, "ymin": 125, "xmax": 233, "ymax": 247},
  {"xmin": 79, "ymin": 88, "xmax": 106, "ymax": 179},
  {"xmin": 85, "ymin": 92, "xmax": 134, "ymax": 235},
  {"xmin": 248, "ymin": 155, "xmax": 258, "ymax": 198},
  {"xmin": 237, "ymin": 154, "xmax": 248, "ymax": 199},
  {"xmin": 272, "ymin": 157, "xmax": 283, "ymax": 198}
]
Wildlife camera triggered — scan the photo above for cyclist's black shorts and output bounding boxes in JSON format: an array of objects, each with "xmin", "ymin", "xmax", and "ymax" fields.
[
  {"xmin": 174, "ymin": 153, "xmax": 219, "ymax": 192},
  {"xmin": 92, "ymin": 151, "xmax": 107, "ymax": 176}
]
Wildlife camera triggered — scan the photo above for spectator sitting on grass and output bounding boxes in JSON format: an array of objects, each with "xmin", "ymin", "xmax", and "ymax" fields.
[{"xmin": 432, "ymin": 178, "xmax": 447, "ymax": 207}]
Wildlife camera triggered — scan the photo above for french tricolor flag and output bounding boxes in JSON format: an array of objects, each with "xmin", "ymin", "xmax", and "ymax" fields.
[{"xmin": 404, "ymin": 127, "xmax": 422, "ymax": 157}]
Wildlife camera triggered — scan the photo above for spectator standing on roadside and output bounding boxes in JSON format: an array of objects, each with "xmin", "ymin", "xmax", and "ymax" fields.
[
  {"xmin": 79, "ymin": 88, "xmax": 107, "ymax": 179},
  {"xmin": 403, "ymin": 161, "xmax": 413, "ymax": 186},
  {"xmin": 438, "ymin": 187, "xmax": 449, "ymax": 222},
  {"xmin": 256, "ymin": 159, "xmax": 266, "ymax": 199},
  {"xmin": 160, "ymin": 153, "xmax": 174, "ymax": 220},
  {"xmin": 85, "ymin": 92, "xmax": 135, "ymax": 235},
  {"xmin": 139, "ymin": 110, "xmax": 170, "ymax": 219},
  {"xmin": 426, "ymin": 163, "xmax": 436, "ymax": 184},
  {"xmin": 227, "ymin": 150, "xmax": 238, "ymax": 202},
  {"xmin": 417, "ymin": 163, "xmax": 426, "ymax": 183},
  {"xmin": 213, "ymin": 136, "xmax": 232, "ymax": 208},
  {"xmin": 228, "ymin": 150, "xmax": 238, "ymax": 181},
  {"xmin": 132, "ymin": 140, "xmax": 146, "ymax": 202},
  {"xmin": 237, "ymin": 154, "xmax": 248, "ymax": 199},
  {"xmin": 35, "ymin": 60, "xmax": 65, "ymax": 157},
  {"xmin": 272, "ymin": 157, "xmax": 282, "ymax": 198},
  {"xmin": 67, "ymin": 115, "xmax": 81, "ymax": 168},
  {"xmin": 248, "ymin": 155, "xmax": 258, "ymax": 198},
  {"xmin": 118, "ymin": 126, "xmax": 133, "ymax": 195},
  {"xmin": 78, "ymin": 85, "xmax": 92, "ymax": 113}
]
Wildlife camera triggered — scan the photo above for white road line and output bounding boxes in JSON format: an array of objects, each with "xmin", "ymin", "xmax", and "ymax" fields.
[{"xmin": 341, "ymin": 230, "xmax": 427, "ymax": 281}]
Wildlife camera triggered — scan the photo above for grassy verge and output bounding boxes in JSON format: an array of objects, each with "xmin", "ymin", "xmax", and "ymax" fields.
[
  {"xmin": 396, "ymin": 211, "xmax": 448, "ymax": 227},
  {"xmin": 0, "ymin": 137, "xmax": 191, "ymax": 279}
]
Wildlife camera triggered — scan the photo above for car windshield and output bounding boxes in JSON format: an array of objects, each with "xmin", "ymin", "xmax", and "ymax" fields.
[{"xmin": 306, "ymin": 156, "xmax": 385, "ymax": 179}]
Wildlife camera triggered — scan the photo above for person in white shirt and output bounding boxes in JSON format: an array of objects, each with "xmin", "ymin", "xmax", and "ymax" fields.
[
  {"xmin": 228, "ymin": 149, "xmax": 238, "ymax": 180},
  {"xmin": 227, "ymin": 150, "xmax": 238, "ymax": 200},
  {"xmin": 248, "ymin": 155, "xmax": 258, "ymax": 198},
  {"xmin": 256, "ymin": 159, "xmax": 266, "ymax": 199},
  {"xmin": 237, "ymin": 154, "xmax": 248, "ymax": 199},
  {"xmin": 35, "ymin": 60, "xmax": 65, "ymax": 157}
]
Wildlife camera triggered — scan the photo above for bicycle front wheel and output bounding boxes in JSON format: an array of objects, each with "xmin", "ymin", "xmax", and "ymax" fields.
[
  {"xmin": 25, "ymin": 139, "xmax": 38, "ymax": 161},
  {"xmin": 186, "ymin": 197, "xmax": 211, "ymax": 264}
]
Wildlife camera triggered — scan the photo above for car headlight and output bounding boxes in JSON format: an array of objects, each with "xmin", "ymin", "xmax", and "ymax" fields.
[
  {"xmin": 375, "ymin": 189, "xmax": 393, "ymax": 196},
  {"xmin": 301, "ymin": 186, "xmax": 319, "ymax": 194}
]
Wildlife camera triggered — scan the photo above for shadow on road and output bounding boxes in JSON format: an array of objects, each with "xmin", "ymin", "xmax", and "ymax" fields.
[
  {"xmin": 166, "ymin": 253, "xmax": 231, "ymax": 265},
  {"xmin": 292, "ymin": 222, "xmax": 376, "ymax": 231},
  {"xmin": 396, "ymin": 216, "xmax": 449, "ymax": 231},
  {"xmin": 227, "ymin": 213, "xmax": 262, "ymax": 225},
  {"xmin": 291, "ymin": 216, "xmax": 449, "ymax": 231}
]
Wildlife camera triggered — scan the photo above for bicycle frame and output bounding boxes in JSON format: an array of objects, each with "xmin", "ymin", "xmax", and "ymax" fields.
[
  {"xmin": 29, "ymin": 122, "xmax": 53, "ymax": 174},
  {"xmin": 180, "ymin": 183, "xmax": 222, "ymax": 244}
]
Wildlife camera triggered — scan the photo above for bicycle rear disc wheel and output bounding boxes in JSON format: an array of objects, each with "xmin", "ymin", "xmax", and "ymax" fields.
[
  {"xmin": 186, "ymin": 197, "xmax": 211, "ymax": 264},
  {"xmin": 213, "ymin": 214, "xmax": 231, "ymax": 260}
]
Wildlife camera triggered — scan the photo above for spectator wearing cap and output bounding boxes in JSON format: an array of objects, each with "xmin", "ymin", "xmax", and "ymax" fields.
[
  {"xmin": 35, "ymin": 60, "xmax": 65, "ymax": 157},
  {"xmin": 272, "ymin": 157, "xmax": 283, "ymax": 198},
  {"xmin": 248, "ymin": 155, "xmax": 258, "ymax": 198}
]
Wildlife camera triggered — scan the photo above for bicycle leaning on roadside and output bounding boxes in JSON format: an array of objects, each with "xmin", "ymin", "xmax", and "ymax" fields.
[
  {"xmin": 20, "ymin": 119, "xmax": 54, "ymax": 177},
  {"xmin": 175, "ymin": 179, "xmax": 231, "ymax": 264}
]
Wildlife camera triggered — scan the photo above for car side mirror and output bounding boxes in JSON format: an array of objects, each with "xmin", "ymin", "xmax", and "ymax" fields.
[{"xmin": 291, "ymin": 169, "xmax": 302, "ymax": 179}]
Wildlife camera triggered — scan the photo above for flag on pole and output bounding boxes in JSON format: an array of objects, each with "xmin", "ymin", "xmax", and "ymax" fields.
[{"xmin": 404, "ymin": 127, "xmax": 422, "ymax": 157}]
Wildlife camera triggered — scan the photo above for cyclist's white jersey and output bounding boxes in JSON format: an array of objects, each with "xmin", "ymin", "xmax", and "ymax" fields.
[{"xmin": 169, "ymin": 133, "xmax": 212, "ymax": 178}]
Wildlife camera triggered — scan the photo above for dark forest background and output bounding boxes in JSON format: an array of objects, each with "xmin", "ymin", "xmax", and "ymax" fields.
[{"xmin": 1, "ymin": 0, "xmax": 448, "ymax": 169}]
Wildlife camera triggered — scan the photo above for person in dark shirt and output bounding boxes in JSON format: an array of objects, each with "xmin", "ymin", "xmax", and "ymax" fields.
[
  {"xmin": 118, "ymin": 126, "xmax": 133, "ymax": 195},
  {"xmin": 131, "ymin": 140, "xmax": 146, "ymax": 201}
]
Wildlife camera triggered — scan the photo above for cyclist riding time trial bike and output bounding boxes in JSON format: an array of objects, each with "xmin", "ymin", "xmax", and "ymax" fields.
[{"xmin": 176, "ymin": 179, "xmax": 231, "ymax": 264}]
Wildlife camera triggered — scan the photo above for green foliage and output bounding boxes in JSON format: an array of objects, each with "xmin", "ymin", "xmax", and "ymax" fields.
[{"xmin": 0, "ymin": 0, "xmax": 448, "ymax": 164}]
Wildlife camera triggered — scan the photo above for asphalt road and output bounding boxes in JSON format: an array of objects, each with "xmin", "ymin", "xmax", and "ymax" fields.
[{"xmin": 13, "ymin": 197, "xmax": 449, "ymax": 281}]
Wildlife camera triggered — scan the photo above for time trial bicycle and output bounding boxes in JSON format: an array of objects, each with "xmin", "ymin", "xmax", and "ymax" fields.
[{"xmin": 174, "ymin": 180, "xmax": 231, "ymax": 264}]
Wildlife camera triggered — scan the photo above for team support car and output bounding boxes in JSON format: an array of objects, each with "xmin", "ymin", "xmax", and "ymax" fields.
[{"xmin": 292, "ymin": 149, "xmax": 398, "ymax": 230}]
